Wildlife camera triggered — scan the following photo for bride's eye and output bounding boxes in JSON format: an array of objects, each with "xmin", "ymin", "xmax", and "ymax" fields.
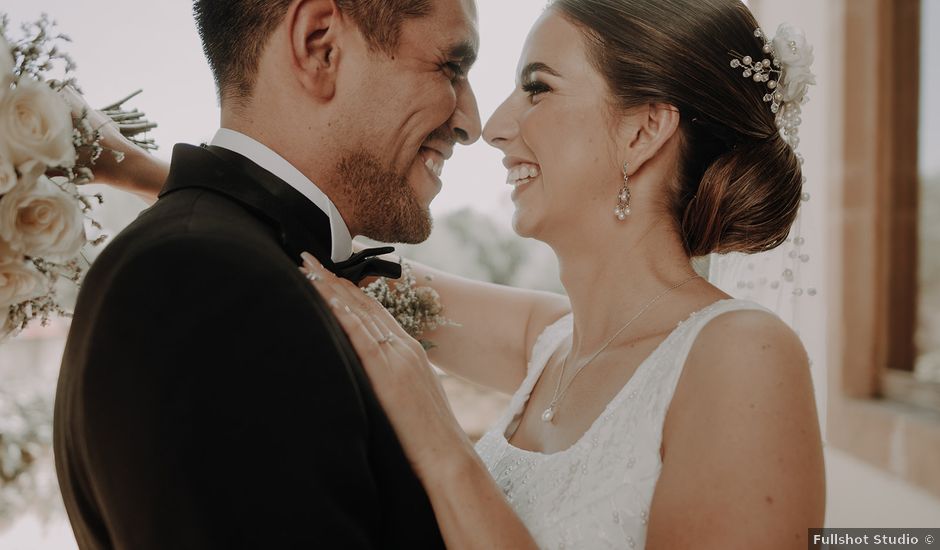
[{"xmin": 522, "ymin": 80, "xmax": 551, "ymax": 102}]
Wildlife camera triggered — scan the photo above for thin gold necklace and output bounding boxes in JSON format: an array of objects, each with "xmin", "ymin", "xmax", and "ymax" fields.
[{"xmin": 541, "ymin": 274, "xmax": 701, "ymax": 423}]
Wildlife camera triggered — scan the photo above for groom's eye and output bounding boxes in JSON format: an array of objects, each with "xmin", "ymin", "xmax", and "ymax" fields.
[{"xmin": 441, "ymin": 62, "xmax": 465, "ymax": 83}]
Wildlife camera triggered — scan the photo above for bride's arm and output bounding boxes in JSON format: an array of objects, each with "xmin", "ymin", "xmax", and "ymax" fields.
[
  {"xmin": 60, "ymin": 87, "xmax": 166, "ymax": 204},
  {"xmin": 422, "ymin": 265, "xmax": 570, "ymax": 394},
  {"xmin": 646, "ymin": 310, "xmax": 825, "ymax": 548},
  {"xmin": 302, "ymin": 256, "xmax": 540, "ymax": 549},
  {"xmin": 359, "ymin": 244, "xmax": 570, "ymax": 394},
  {"xmin": 98, "ymin": 143, "xmax": 167, "ymax": 204},
  {"xmin": 423, "ymin": 452, "xmax": 540, "ymax": 549}
]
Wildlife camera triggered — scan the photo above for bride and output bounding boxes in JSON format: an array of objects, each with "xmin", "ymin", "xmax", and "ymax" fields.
[{"xmin": 84, "ymin": 0, "xmax": 825, "ymax": 547}]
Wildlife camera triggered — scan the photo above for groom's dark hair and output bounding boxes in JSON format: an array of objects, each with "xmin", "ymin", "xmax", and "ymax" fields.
[{"xmin": 194, "ymin": 0, "xmax": 433, "ymax": 103}]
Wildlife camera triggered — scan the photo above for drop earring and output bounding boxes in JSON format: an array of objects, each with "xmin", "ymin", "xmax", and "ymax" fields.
[{"xmin": 615, "ymin": 162, "xmax": 631, "ymax": 221}]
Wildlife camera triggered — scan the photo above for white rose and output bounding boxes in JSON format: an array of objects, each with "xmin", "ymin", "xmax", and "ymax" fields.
[
  {"xmin": 0, "ymin": 161, "xmax": 86, "ymax": 262},
  {"xmin": 0, "ymin": 34, "xmax": 13, "ymax": 92},
  {"xmin": 772, "ymin": 23, "xmax": 814, "ymax": 69},
  {"xmin": 771, "ymin": 24, "xmax": 816, "ymax": 104},
  {"xmin": 782, "ymin": 65, "xmax": 816, "ymax": 103},
  {"xmin": 0, "ymin": 77, "xmax": 76, "ymax": 168},
  {"xmin": 0, "ymin": 144, "xmax": 17, "ymax": 195},
  {"xmin": 0, "ymin": 256, "xmax": 48, "ymax": 312}
]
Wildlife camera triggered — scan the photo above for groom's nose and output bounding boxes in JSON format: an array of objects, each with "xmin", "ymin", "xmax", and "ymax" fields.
[{"xmin": 449, "ymin": 79, "xmax": 482, "ymax": 145}]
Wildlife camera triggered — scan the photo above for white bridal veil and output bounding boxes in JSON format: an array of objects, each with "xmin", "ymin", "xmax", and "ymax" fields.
[{"xmin": 708, "ymin": 187, "xmax": 828, "ymax": 443}]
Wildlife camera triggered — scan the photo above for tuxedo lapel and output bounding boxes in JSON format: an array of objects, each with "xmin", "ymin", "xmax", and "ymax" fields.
[{"xmin": 159, "ymin": 143, "xmax": 334, "ymax": 266}]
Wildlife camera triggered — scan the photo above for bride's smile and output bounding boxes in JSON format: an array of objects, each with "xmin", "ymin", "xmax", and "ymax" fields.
[{"xmin": 484, "ymin": 11, "xmax": 627, "ymax": 242}]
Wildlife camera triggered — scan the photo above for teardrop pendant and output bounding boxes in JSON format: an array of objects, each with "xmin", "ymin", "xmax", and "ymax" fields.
[{"xmin": 541, "ymin": 407, "xmax": 555, "ymax": 423}]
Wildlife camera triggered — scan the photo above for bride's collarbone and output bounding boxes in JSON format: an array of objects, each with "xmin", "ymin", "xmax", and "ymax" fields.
[
  {"xmin": 507, "ymin": 334, "xmax": 668, "ymax": 454},
  {"xmin": 509, "ymin": 295, "xmax": 732, "ymax": 454}
]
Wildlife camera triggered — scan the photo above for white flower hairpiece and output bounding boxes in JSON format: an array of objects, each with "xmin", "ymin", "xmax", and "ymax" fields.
[{"xmin": 729, "ymin": 24, "xmax": 816, "ymax": 151}]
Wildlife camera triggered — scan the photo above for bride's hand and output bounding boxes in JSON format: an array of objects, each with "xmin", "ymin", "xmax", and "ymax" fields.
[
  {"xmin": 59, "ymin": 86, "xmax": 167, "ymax": 203},
  {"xmin": 300, "ymin": 252, "xmax": 477, "ymax": 482}
]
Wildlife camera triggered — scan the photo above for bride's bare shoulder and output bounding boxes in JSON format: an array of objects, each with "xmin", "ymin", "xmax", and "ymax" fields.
[
  {"xmin": 697, "ymin": 306, "xmax": 805, "ymax": 361},
  {"xmin": 674, "ymin": 306, "xmax": 812, "ymax": 417},
  {"xmin": 649, "ymin": 307, "xmax": 824, "ymax": 548}
]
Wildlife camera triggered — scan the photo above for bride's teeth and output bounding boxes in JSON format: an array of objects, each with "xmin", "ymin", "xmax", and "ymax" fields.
[{"xmin": 506, "ymin": 163, "xmax": 541, "ymax": 184}]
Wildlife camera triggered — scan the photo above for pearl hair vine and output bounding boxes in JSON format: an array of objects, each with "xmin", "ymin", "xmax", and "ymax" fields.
[{"xmin": 729, "ymin": 24, "xmax": 816, "ymax": 152}]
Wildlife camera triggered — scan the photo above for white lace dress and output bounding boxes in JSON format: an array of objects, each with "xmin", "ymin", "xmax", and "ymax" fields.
[{"xmin": 474, "ymin": 298, "xmax": 769, "ymax": 549}]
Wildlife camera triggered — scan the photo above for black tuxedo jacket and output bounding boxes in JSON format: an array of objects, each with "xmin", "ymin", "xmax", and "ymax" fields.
[{"xmin": 54, "ymin": 144, "xmax": 445, "ymax": 549}]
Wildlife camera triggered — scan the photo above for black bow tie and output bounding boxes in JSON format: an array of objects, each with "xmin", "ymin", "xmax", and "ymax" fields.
[{"xmin": 328, "ymin": 246, "xmax": 402, "ymax": 284}]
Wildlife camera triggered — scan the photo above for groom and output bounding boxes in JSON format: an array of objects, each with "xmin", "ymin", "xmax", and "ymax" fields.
[{"xmin": 54, "ymin": 0, "xmax": 480, "ymax": 548}]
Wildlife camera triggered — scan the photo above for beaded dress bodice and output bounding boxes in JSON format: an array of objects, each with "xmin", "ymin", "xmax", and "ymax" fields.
[{"xmin": 474, "ymin": 299, "xmax": 769, "ymax": 550}]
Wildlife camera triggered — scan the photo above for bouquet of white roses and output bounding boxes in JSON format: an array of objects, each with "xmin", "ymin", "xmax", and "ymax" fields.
[{"xmin": 0, "ymin": 14, "xmax": 156, "ymax": 342}]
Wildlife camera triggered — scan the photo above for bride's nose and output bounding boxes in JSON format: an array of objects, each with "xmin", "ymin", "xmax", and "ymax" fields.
[{"xmin": 483, "ymin": 96, "xmax": 520, "ymax": 150}]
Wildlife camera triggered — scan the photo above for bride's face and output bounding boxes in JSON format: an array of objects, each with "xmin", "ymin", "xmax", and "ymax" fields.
[{"xmin": 483, "ymin": 10, "xmax": 623, "ymax": 241}]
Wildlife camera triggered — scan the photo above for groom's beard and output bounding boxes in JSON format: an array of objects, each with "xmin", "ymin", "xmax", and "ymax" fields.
[{"xmin": 335, "ymin": 150, "xmax": 432, "ymax": 244}]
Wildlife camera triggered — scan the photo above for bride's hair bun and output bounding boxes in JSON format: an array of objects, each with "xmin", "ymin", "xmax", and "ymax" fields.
[
  {"xmin": 679, "ymin": 135, "xmax": 803, "ymax": 256},
  {"xmin": 551, "ymin": 0, "xmax": 808, "ymax": 257}
]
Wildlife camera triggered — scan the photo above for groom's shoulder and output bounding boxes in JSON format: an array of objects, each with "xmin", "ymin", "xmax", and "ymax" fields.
[
  {"xmin": 85, "ymin": 189, "xmax": 290, "ymax": 294},
  {"xmin": 140, "ymin": 182, "xmax": 277, "ymax": 247}
]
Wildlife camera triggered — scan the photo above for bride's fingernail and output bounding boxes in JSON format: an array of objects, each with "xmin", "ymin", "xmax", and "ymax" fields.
[
  {"xmin": 328, "ymin": 297, "xmax": 341, "ymax": 308},
  {"xmin": 301, "ymin": 252, "xmax": 316, "ymax": 265}
]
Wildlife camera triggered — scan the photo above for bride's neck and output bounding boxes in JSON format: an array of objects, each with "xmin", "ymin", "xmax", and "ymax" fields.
[{"xmin": 553, "ymin": 222, "xmax": 698, "ymax": 356}]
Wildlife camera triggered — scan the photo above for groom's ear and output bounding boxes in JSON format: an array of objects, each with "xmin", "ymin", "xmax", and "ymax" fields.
[{"xmin": 288, "ymin": 0, "xmax": 342, "ymax": 101}]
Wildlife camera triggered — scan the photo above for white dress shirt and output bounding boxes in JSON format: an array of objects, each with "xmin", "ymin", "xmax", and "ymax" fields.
[{"xmin": 209, "ymin": 128, "xmax": 353, "ymax": 262}]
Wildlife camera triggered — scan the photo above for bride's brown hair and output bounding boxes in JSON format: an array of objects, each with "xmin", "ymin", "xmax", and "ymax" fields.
[{"xmin": 551, "ymin": 0, "xmax": 804, "ymax": 256}]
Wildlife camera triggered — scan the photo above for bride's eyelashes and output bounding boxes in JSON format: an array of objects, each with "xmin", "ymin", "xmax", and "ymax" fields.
[{"xmin": 521, "ymin": 80, "xmax": 551, "ymax": 102}]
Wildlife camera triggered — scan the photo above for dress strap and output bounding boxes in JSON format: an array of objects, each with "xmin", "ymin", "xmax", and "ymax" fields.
[{"xmin": 647, "ymin": 299, "xmax": 774, "ymax": 431}]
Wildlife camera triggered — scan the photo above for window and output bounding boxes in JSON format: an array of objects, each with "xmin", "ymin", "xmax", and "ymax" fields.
[
  {"xmin": 915, "ymin": 0, "xmax": 940, "ymax": 388},
  {"xmin": 833, "ymin": 0, "xmax": 940, "ymax": 498},
  {"xmin": 874, "ymin": 0, "xmax": 940, "ymax": 412}
]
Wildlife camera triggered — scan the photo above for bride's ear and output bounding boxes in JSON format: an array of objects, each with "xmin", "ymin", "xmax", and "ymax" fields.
[
  {"xmin": 619, "ymin": 103, "xmax": 682, "ymax": 174},
  {"xmin": 289, "ymin": 0, "xmax": 342, "ymax": 101}
]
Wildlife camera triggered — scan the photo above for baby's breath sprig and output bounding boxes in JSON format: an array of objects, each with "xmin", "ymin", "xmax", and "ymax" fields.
[
  {"xmin": 3, "ymin": 292, "xmax": 71, "ymax": 337},
  {"xmin": 3, "ymin": 14, "xmax": 77, "ymax": 89},
  {"xmin": 362, "ymin": 261, "xmax": 458, "ymax": 350}
]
